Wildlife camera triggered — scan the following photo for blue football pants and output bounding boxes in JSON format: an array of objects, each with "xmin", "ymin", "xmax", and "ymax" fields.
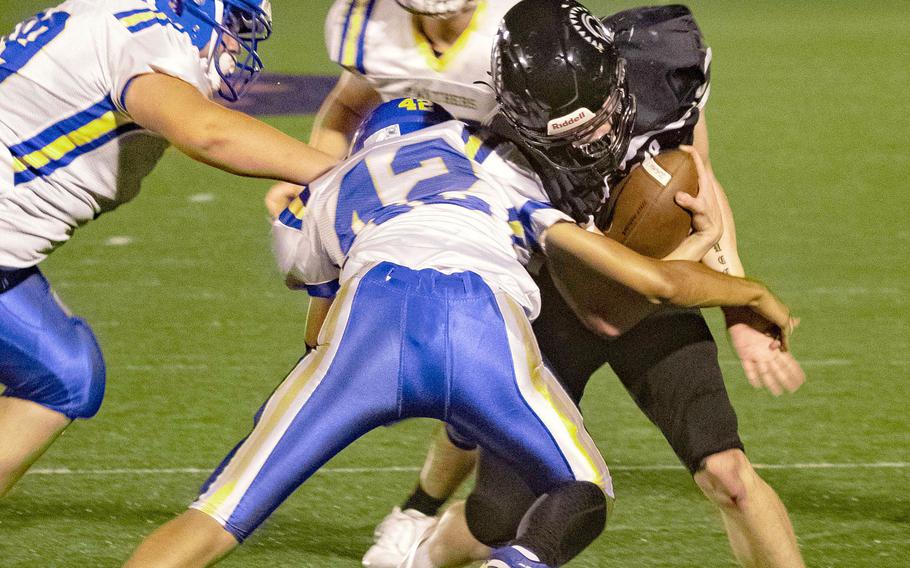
[
  {"xmin": 192, "ymin": 262, "xmax": 611, "ymax": 541},
  {"xmin": 0, "ymin": 266, "xmax": 105, "ymax": 419}
]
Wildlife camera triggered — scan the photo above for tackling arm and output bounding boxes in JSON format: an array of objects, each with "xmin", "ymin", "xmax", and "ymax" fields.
[
  {"xmin": 543, "ymin": 223, "xmax": 795, "ymax": 349},
  {"xmin": 310, "ymin": 70, "xmax": 383, "ymax": 159},
  {"xmin": 124, "ymin": 73, "xmax": 336, "ymax": 185}
]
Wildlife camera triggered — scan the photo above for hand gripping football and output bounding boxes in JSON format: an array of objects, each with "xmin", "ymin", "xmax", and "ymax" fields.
[{"xmin": 600, "ymin": 149, "xmax": 699, "ymax": 258}]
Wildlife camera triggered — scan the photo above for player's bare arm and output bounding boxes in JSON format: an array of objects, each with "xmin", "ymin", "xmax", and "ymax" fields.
[
  {"xmin": 543, "ymin": 223, "xmax": 796, "ymax": 350},
  {"xmin": 692, "ymin": 113, "xmax": 745, "ymax": 277},
  {"xmin": 310, "ymin": 71, "xmax": 383, "ymax": 159},
  {"xmin": 125, "ymin": 73, "xmax": 336, "ymax": 185}
]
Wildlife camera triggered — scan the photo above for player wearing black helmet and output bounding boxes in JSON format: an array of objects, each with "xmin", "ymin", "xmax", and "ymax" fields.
[
  {"xmin": 490, "ymin": 0, "xmax": 636, "ymax": 220},
  {"xmin": 401, "ymin": 2, "xmax": 807, "ymax": 568}
]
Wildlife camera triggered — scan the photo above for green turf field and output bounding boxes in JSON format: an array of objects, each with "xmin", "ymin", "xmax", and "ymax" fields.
[{"xmin": 1, "ymin": 1, "xmax": 908, "ymax": 566}]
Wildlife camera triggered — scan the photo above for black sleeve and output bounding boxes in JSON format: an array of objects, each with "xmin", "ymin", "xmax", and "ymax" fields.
[{"xmin": 603, "ymin": 5, "xmax": 710, "ymax": 165}]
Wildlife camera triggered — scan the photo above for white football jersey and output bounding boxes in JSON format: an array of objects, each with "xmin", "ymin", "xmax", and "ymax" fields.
[
  {"xmin": 0, "ymin": 0, "xmax": 212, "ymax": 269},
  {"xmin": 272, "ymin": 120, "xmax": 571, "ymax": 320},
  {"xmin": 325, "ymin": 0, "xmax": 520, "ymax": 123}
]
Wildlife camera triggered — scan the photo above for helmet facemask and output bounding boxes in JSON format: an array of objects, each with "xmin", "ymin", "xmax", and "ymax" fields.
[
  {"xmin": 187, "ymin": 0, "xmax": 272, "ymax": 101},
  {"xmin": 495, "ymin": 52, "xmax": 636, "ymax": 182}
]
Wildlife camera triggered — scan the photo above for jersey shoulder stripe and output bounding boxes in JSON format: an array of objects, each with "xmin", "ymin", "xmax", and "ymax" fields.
[
  {"xmin": 336, "ymin": 0, "xmax": 378, "ymax": 73},
  {"xmin": 515, "ymin": 200, "xmax": 551, "ymax": 252},
  {"xmin": 278, "ymin": 187, "xmax": 311, "ymax": 230},
  {"xmin": 460, "ymin": 125, "xmax": 504, "ymax": 164},
  {"xmin": 9, "ymin": 96, "xmax": 138, "ymax": 184},
  {"xmin": 114, "ymin": 9, "xmax": 173, "ymax": 34}
]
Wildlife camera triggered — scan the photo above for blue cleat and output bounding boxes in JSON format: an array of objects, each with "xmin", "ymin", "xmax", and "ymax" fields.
[{"xmin": 481, "ymin": 545, "xmax": 554, "ymax": 568}]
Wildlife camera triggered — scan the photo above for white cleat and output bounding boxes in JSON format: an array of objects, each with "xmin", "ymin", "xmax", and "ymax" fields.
[
  {"xmin": 397, "ymin": 522, "xmax": 436, "ymax": 568},
  {"xmin": 362, "ymin": 507, "xmax": 438, "ymax": 568}
]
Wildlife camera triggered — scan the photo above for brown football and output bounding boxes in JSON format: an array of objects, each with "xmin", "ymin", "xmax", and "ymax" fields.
[{"xmin": 601, "ymin": 149, "xmax": 699, "ymax": 258}]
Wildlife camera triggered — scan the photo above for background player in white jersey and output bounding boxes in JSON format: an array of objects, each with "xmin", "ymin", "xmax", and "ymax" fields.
[
  {"xmin": 0, "ymin": 0, "xmax": 338, "ymax": 497},
  {"xmin": 122, "ymin": 98, "xmax": 796, "ymax": 568},
  {"xmin": 263, "ymin": 2, "xmax": 805, "ymax": 567}
]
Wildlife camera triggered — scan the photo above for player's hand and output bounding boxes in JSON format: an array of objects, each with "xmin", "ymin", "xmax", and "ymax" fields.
[
  {"xmin": 265, "ymin": 181, "xmax": 302, "ymax": 218},
  {"xmin": 674, "ymin": 145, "xmax": 722, "ymax": 244},
  {"xmin": 725, "ymin": 306, "xmax": 805, "ymax": 395}
]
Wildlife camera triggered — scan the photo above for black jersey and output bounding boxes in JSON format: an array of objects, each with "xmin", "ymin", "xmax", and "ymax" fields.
[{"xmin": 604, "ymin": 5, "xmax": 711, "ymax": 173}]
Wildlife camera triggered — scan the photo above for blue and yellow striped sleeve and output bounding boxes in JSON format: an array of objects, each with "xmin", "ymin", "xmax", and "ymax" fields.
[
  {"xmin": 113, "ymin": 8, "xmax": 173, "ymax": 34},
  {"xmin": 327, "ymin": 0, "xmax": 377, "ymax": 74}
]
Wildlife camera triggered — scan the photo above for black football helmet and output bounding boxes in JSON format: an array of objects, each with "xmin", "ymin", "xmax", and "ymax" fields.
[{"xmin": 492, "ymin": 0, "xmax": 636, "ymax": 184}]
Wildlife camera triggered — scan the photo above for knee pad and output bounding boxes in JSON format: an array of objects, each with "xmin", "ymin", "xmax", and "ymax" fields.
[
  {"xmin": 465, "ymin": 490, "xmax": 528, "ymax": 548},
  {"xmin": 513, "ymin": 481, "xmax": 608, "ymax": 566}
]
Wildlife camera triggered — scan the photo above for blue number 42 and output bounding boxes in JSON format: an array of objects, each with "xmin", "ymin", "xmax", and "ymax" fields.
[{"xmin": 335, "ymin": 138, "xmax": 492, "ymax": 254}]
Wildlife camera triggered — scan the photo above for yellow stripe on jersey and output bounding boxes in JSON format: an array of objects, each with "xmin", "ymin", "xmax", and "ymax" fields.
[
  {"xmin": 509, "ymin": 220, "xmax": 525, "ymax": 239},
  {"xmin": 341, "ymin": 0, "xmax": 371, "ymax": 70},
  {"xmin": 287, "ymin": 195, "xmax": 306, "ymax": 219},
  {"xmin": 12, "ymin": 112, "xmax": 119, "ymax": 171},
  {"xmin": 411, "ymin": 0, "xmax": 487, "ymax": 72},
  {"xmin": 464, "ymin": 134, "xmax": 483, "ymax": 161},
  {"xmin": 117, "ymin": 10, "xmax": 169, "ymax": 28}
]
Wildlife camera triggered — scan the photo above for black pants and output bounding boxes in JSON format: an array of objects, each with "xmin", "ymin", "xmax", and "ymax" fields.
[{"xmin": 465, "ymin": 267, "xmax": 744, "ymax": 547}]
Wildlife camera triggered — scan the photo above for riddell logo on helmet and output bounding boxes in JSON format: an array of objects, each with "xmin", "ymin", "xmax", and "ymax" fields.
[{"xmin": 547, "ymin": 107, "xmax": 594, "ymax": 135}]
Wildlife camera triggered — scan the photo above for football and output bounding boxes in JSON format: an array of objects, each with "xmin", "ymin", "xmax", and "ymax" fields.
[{"xmin": 600, "ymin": 149, "xmax": 699, "ymax": 258}]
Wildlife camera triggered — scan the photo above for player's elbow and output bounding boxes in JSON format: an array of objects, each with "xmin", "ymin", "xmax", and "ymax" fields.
[
  {"xmin": 176, "ymin": 112, "xmax": 231, "ymax": 162},
  {"xmin": 636, "ymin": 264, "xmax": 679, "ymax": 306}
]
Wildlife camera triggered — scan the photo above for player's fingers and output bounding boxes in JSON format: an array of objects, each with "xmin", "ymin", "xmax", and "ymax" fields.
[
  {"xmin": 742, "ymin": 359, "xmax": 761, "ymax": 389},
  {"xmin": 674, "ymin": 191, "xmax": 698, "ymax": 211},
  {"xmin": 766, "ymin": 357, "xmax": 793, "ymax": 394},
  {"xmin": 777, "ymin": 352, "xmax": 807, "ymax": 392},
  {"xmin": 678, "ymin": 144, "xmax": 704, "ymax": 172},
  {"xmin": 265, "ymin": 182, "xmax": 301, "ymax": 217},
  {"xmin": 756, "ymin": 360, "xmax": 782, "ymax": 396}
]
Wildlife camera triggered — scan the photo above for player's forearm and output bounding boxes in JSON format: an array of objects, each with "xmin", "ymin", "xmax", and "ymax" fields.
[
  {"xmin": 663, "ymin": 232, "xmax": 717, "ymax": 262},
  {"xmin": 309, "ymin": 72, "xmax": 382, "ymax": 159},
  {"xmin": 656, "ymin": 260, "xmax": 769, "ymax": 309},
  {"xmin": 310, "ymin": 97, "xmax": 366, "ymax": 159},
  {"xmin": 545, "ymin": 222, "xmax": 770, "ymax": 310},
  {"xmin": 174, "ymin": 106, "xmax": 336, "ymax": 184},
  {"xmin": 700, "ymin": 175, "xmax": 745, "ymax": 277},
  {"xmin": 126, "ymin": 73, "xmax": 335, "ymax": 185}
]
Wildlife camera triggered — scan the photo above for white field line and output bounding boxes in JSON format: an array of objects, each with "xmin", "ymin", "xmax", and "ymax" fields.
[{"xmin": 26, "ymin": 462, "xmax": 910, "ymax": 476}]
